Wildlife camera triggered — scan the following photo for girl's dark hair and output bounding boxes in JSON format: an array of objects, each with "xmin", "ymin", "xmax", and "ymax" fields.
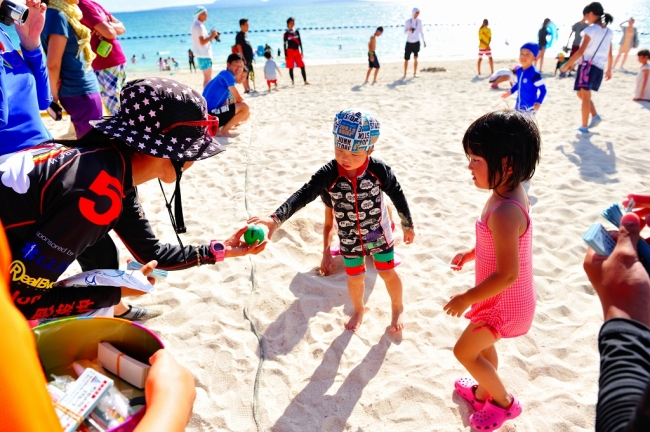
[
  {"xmin": 542, "ymin": 18, "xmax": 551, "ymax": 27},
  {"xmin": 53, "ymin": 129, "xmax": 135, "ymax": 156},
  {"xmin": 462, "ymin": 110, "xmax": 541, "ymax": 192},
  {"xmin": 638, "ymin": 49, "xmax": 650, "ymax": 58},
  {"xmin": 583, "ymin": 2, "xmax": 613, "ymax": 26}
]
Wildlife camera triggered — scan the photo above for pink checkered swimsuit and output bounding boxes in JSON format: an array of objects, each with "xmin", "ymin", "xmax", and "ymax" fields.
[{"xmin": 464, "ymin": 199, "xmax": 536, "ymax": 338}]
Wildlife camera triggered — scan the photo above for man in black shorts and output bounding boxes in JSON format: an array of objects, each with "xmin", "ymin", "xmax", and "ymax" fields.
[
  {"xmin": 365, "ymin": 27, "xmax": 383, "ymax": 84},
  {"xmin": 236, "ymin": 18, "xmax": 255, "ymax": 92},
  {"xmin": 403, "ymin": 7, "xmax": 426, "ymax": 79},
  {"xmin": 202, "ymin": 53, "xmax": 250, "ymax": 136}
]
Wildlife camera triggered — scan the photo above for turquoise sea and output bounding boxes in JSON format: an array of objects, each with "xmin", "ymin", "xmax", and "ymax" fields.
[{"xmin": 5, "ymin": 1, "xmax": 650, "ymax": 73}]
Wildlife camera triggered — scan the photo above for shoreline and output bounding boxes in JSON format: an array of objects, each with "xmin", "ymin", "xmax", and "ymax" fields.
[{"xmin": 126, "ymin": 47, "xmax": 643, "ymax": 75}]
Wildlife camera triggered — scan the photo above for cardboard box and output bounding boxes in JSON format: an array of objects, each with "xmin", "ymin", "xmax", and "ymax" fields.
[{"xmin": 97, "ymin": 342, "xmax": 150, "ymax": 389}]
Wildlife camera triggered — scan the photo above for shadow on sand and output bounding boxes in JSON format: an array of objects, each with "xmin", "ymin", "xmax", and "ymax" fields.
[
  {"xmin": 262, "ymin": 258, "xmax": 378, "ymax": 360},
  {"xmin": 556, "ymin": 134, "xmax": 618, "ymax": 184},
  {"xmin": 272, "ymin": 331, "xmax": 399, "ymax": 431}
]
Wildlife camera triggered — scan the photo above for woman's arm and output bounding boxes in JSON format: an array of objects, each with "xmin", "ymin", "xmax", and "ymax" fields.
[
  {"xmin": 108, "ymin": 15, "xmax": 126, "ymax": 35},
  {"xmin": 45, "ymin": 34, "xmax": 66, "ymax": 102}
]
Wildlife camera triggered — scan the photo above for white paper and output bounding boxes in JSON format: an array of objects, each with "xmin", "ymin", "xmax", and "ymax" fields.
[{"xmin": 56, "ymin": 269, "xmax": 155, "ymax": 293}]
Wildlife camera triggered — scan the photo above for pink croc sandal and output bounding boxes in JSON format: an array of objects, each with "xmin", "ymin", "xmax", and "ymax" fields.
[
  {"xmin": 454, "ymin": 377, "xmax": 486, "ymax": 410},
  {"xmin": 469, "ymin": 395, "xmax": 522, "ymax": 431}
]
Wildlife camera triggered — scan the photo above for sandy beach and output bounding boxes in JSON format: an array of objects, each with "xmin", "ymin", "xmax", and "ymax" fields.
[{"xmin": 47, "ymin": 58, "xmax": 650, "ymax": 431}]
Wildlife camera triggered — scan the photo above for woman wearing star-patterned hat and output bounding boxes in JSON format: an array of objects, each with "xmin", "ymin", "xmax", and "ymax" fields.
[{"xmin": 0, "ymin": 78, "xmax": 265, "ymax": 323}]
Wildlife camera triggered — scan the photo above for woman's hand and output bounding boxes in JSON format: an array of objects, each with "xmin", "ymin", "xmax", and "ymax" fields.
[
  {"xmin": 623, "ymin": 194, "xmax": 650, "ymax": 229},
  {"xmin": 501, "ymin": 90, "xmax": 511, "ymax": 99},
  {"xmin": 247, "ymin": 216, "xmax": 278, "ymax": 239},
  {"xmin": 134, "ymin": 350, "xmax": 196, "ymax": 432},
  {"xmin": 14, "ymin": 0, "xmax": 47, "ymax": 52},
  {"xmin": 443, "ymin": 292, "xmax": 470, "ymax": 317},
  {"xmin": 451, "ymin": 249, "xmax": 475, "ymax": 271},
  {"xmin": 223, "ymin": 226, "xmax": 267, "ymax": 258}
]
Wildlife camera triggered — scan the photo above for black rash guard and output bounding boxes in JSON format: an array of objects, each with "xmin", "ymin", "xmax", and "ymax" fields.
[
  {"xmin": 272, "ymin": 157, "xmax": 413, "ymax": 257},
  {"xmin": 0, "ymin": 143, "xmax": 215, "ymax": 319},
  {"xmin": 283, "ymin": 29, "xmax": 303, "ymax": 55}
]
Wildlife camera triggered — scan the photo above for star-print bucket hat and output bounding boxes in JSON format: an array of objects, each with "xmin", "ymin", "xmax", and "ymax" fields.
[{"xmin": 90, "ymin": 78, "xmax": 224, "ymax": 162}]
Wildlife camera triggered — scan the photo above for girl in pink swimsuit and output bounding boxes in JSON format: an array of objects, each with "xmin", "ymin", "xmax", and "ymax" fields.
[{"xmin": 443, "ymin": 110, "xmax": 541, "ymax": 431}]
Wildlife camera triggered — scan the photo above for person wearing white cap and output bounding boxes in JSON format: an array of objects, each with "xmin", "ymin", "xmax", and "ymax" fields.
[
  {"xmin": 191, "ymin": 6, "xmax": 220, "ymax": 87},
  {"xmin": 403, "ymin": 7, "xmax": 426, "ymax": 79}
]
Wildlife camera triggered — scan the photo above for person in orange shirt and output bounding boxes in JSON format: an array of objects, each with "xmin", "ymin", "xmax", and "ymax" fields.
[
  {"xmin": 478, "ymin": 19, "xmax": 494, "ymax": 75},
  {"xmin": 0, "ymin": 222, "xmax": 196, "ymax": 431}
]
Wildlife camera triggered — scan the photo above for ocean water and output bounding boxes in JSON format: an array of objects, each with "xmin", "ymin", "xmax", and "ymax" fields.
[{"xmin": 5, "ymin": 0, "xmax": 650, "ymax": 73}]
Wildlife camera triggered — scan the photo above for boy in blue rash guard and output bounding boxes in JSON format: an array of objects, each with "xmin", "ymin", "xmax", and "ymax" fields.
[
  {"xmin": 0, "ymin": 0, "xmax": 52, "ymax": 155},
  {"xmin": 502, "ymin": 43, "xmax": 547, "ymax": 112}
]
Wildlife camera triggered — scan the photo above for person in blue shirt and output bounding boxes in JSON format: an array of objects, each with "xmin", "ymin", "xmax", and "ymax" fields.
[
  {"xmin": 40, "ymin": 0, "xmax": 102, "ymax": 137},
  {"xmin": 502, "ymin": 43, "xmax": 547, "ymax": 113},
  {"xmin": 202, "ymin": 53, "xmax": 249, "ymax": 136},
  {"xmin": 0, "ymin": 0, "xmax": 52, "ymax": 154}
]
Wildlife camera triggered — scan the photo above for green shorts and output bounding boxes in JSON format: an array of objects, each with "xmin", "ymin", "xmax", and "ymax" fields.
[{"xmin": 343, "ymin": 247, "xmax": 395, "ymax": 276}]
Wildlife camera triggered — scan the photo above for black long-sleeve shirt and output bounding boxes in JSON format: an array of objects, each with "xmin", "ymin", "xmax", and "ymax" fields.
[
  {"xmin": 272, "ymin": 157, "xmax": 413, "ymax": 257},
  {"xmin": 597, "ymin": 318, "xmax": 650, "ymax": 431},
  {"xmin": 0, "ymin": 143, "xmax": 214, "ymax": 319}
]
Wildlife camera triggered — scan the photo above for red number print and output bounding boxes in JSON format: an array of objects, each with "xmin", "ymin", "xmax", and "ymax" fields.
[{"xmin": 78, "ymin": 171, "xmax": 124, "ymax": 225}]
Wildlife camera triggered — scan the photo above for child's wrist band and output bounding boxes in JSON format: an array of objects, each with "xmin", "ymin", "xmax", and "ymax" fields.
[{"xmin": 270, "ymin": 214, "xmax": 282, "ymax": 228}]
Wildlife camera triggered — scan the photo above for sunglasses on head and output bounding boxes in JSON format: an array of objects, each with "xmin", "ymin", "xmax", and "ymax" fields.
[{"xmin": 161, "ymin": 115, "xmax": 220, "ymax": 137}]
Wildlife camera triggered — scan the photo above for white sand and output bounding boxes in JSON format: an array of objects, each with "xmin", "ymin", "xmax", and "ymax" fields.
[{"xmin": 45, "ymin": 59, "xmax": 650, "ymax": 431}]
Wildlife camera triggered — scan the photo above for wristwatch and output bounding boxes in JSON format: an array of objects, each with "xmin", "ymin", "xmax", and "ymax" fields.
[{"xmin": 209, "ymin": 240, "xmax": 226, "ymax": 262}]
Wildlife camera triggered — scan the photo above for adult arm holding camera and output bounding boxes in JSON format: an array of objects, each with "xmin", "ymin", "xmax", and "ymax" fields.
[
  {"xmin": 583, "ymin": 211, "xmax": 650, "ymax": 431},
  {"xmin": 0, "ymin": 0, "xmax": 52, "ymax": 155}
]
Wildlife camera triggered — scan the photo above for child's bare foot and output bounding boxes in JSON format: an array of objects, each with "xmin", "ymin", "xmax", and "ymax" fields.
[
  {"xmin": 390, "ymin": 308, "xmax": 404, "ymax": 332},
  {"xmin": 304, "ymin": 82, "xmax": 310, "ymax": 85},
  {"xmin": 345, "ymin": 310, "xmax": 364, "ymax": 332}
]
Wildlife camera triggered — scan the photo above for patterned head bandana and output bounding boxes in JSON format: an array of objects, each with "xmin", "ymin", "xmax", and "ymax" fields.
[{"xmin": 332, "ymin": 109, "xmax": 380, "ymax": 153}]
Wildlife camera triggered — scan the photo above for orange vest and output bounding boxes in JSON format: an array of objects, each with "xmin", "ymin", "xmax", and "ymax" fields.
[{"xmin": 0, "ymin": 222, "xmax": 62, "ymax": 430}]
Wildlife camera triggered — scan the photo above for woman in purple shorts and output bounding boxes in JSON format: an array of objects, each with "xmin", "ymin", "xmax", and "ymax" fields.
[{"xmin": 41, "ymin": 0, "xmax": 102, "ymax": 137}]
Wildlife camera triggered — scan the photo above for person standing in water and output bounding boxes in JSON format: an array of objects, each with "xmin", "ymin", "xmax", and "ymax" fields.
[
  {"xmin": 403, "ymin": 7, "xmax": 426, "ymax": 79},
  {"xmin": 283, "ymin": 17, "xmax": 309, "ymax": 85}
]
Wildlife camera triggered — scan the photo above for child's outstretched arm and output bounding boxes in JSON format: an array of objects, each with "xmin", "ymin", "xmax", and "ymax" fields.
[
  {"xmin": 444, "ymin": 203, "xmax": 525, "ymax": 317},
  {"xmin": 320, "ymin": 204, "xmax": 335, "ymax": 275},
  {"xmin": 247, "ymin": 161, "xmax": 338, "ymax": 239},
  {"xmin": 451, "ymin": 248, "xmax": 475, "ymax": 271},
  {"xmin": 370, "ymin": 159, "xmax": 415, "ymax": 241}
]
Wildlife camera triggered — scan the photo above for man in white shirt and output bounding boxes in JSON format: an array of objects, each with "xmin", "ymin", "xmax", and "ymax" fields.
[
  {"xmin": 191, "ymin": 6, "xmax": 220, "ymax": 87},
  {"xmin": 404, "ymin": 7, "xmax": 426, "ymax": 79}
]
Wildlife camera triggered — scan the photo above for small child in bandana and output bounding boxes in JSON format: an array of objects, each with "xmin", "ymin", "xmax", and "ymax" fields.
[{"xmin": 249, "ymin": 109, "xmax": 415, "ymax": 333}]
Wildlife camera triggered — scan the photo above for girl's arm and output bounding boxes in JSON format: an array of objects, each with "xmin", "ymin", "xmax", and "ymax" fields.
[
  {"xmin": 605, "ymin": 42, "xmax": 613, "ymax": 80},
  {"xmin": 320, "ymin": 205, "xmax": 335, "ymax": 275},
  {"xmin": 562, "ymin": 34, "xmax": 590, "ymax": 71},
  {"xmin": 45, "ymin": 34, "xmax": 67, "ymax": 103},
  {"xmin": 445, "ymin": 203, "xmax": 526, "ymax": 317}
]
